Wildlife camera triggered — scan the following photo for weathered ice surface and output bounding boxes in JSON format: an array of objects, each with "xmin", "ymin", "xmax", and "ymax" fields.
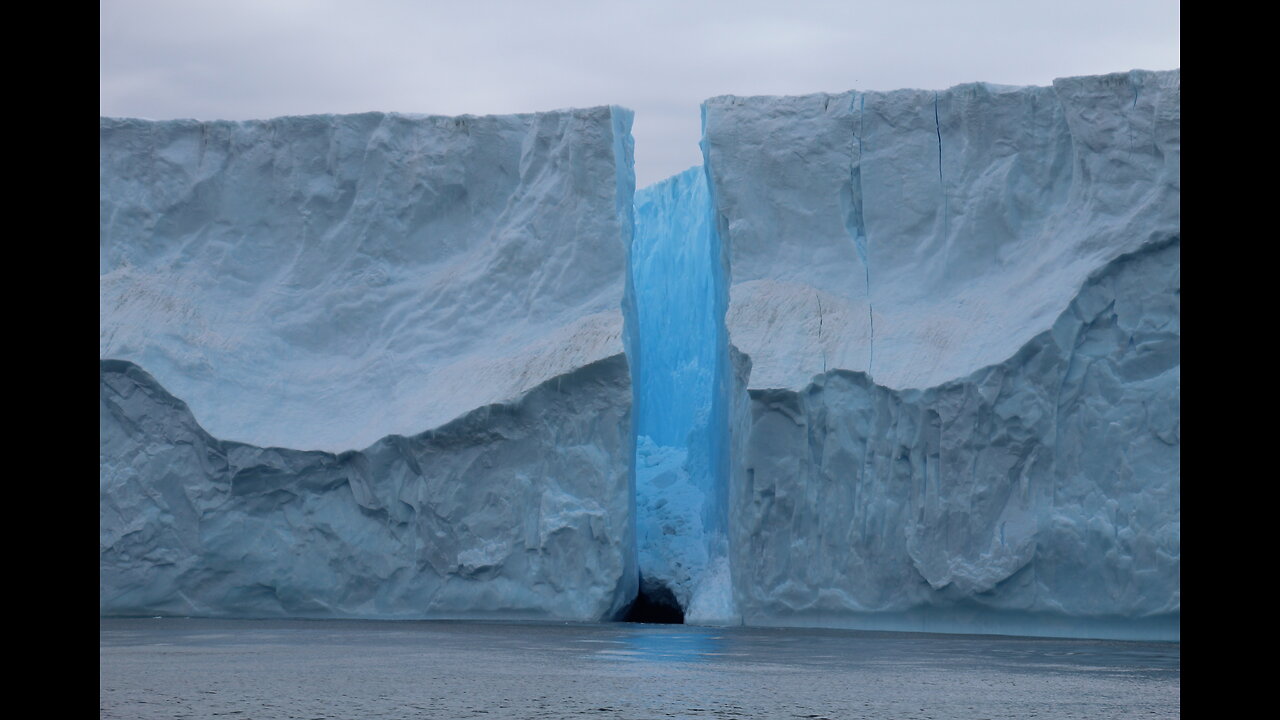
[
  {"xmin": 701, "ymin": 70, "xmax": 1179, "ymax": 639},
  {"xmin": 100, "ymin": 358, "xmax": 636, "ymax": 620},
  {"xmin": 727, "ymin": 241, "xmax": 1178, "ymax": 639},
  {"xmin": 100, "ymin": 108, "xmax": 639, "ymax": 620},
  {"xmin": 704, "ymin": 70, "xmax": 1179, "ymax": 391},
  {"xmin": 101, "ymin": 108, "xmax": 636, "ymax": 453}
]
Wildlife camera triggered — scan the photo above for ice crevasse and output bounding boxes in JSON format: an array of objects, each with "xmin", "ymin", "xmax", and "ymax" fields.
[{"xmin": 100, "ymin": 69, "xmax": 1179, "ymax": 640}]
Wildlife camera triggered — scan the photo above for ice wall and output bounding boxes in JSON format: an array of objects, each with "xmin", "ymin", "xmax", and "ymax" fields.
[
  {"xmin": 629, "ymin": 167, "xmax": 736, "ymax": 623},
  {"xmin": 701, "ymin": 70, "xmax": 1179, "ymax": 639},
  {"xmin": 101, "ymin": 109, "xmax": 635, "ymax": 453},
  {"xmin": 100, "ymin": 108, "xmax": 639, "ymax": 620}
]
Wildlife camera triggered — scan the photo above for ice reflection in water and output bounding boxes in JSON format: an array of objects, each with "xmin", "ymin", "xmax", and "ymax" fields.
[{"xmin": 601, "ymin": 626, "xmax": 725, "ymax": 664}]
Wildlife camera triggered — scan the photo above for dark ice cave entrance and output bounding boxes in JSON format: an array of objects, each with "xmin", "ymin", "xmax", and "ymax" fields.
[{"xmin": 621, "ymin": 576, "xmax": 684, "ymax": 624}]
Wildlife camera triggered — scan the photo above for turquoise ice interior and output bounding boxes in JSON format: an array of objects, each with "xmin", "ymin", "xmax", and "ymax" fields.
[{"xmin": 628, "ymin": 164, "xmax": 731, "ymax": 617}]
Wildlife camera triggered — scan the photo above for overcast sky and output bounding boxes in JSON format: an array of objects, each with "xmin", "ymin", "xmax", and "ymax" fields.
[{"xmin": 101, "ymin": 0, "xmax": 1179, "ymax": 187}]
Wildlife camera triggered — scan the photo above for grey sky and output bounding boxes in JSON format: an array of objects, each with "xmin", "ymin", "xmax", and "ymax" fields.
[{"xmin": 100, "ymin": 0, "xmax": 1179, "ymax": 188}]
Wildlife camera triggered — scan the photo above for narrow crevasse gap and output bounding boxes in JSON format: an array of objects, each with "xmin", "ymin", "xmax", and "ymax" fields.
[{"xmin": 627, "ymin": 163, "xmax": 735, "ymax": 625}]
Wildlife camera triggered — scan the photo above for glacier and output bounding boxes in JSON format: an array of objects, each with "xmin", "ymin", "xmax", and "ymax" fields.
[{"xmin": 100, "ymin": 70, "xmax": 1178, "ymax": 640}]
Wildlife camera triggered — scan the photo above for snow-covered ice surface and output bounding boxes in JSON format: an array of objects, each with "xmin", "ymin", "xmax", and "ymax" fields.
[
  {"xmin": 100, "ymin": 108, "xmax": 639, "ymax": 620},
  {"xmin": 701, "ymin": 70, "xmax": 1179, "ymax": 639}
]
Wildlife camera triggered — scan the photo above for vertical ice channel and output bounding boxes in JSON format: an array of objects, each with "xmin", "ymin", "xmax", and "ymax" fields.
[{"xmin": 629, "ymin": 165, "xmax": 736, "ymax": 624}]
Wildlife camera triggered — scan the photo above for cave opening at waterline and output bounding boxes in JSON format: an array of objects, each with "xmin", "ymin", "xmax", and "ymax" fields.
[{"xmin": 621, "ymin": 576, "xmax": 685, "ymax": 624}]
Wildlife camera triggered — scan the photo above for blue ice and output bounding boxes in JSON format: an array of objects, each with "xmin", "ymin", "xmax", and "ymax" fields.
[{"xmin": 629, "ymin": 166, "xmax": 735, "ymax": 623}]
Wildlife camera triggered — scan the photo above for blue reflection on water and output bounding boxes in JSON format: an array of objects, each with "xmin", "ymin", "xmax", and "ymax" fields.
[{"xmin": 591, "ymin": 626, "xmax": 727, "ymax": 664}]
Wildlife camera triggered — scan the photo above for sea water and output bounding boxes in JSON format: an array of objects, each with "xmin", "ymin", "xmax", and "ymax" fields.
[{"xmin": 100, "ymin": 618, "xmax": 1179, "ymax": 719}]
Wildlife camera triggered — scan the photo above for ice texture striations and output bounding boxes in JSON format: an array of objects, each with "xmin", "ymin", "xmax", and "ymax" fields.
[
  {"xmin": 700, "ymin": 70, "xmax": 1179, "ymax": 639},
  {"xmin": 100, "ymin": 108, "xmax": 639, "ymax": 620},
  {"xmin": 101, "ymin": 109, "xmax": 636, "ymax": 453},
  {"xmin": 629, "ymin": 167, "xmax": 737, "ymax": 624}
]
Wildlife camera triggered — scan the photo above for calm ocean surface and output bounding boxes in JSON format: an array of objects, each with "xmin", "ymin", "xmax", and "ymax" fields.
[{"xmin": 100, "ymin": 618, "xmax": 1179, "ymax": 719}]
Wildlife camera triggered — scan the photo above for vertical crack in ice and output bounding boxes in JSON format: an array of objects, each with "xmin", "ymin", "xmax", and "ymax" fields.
[
  {"xmin": 1126, "ymin": 71, "xmax": 1141, "ymax": 159},
  {"xmin": 934, "ymin": 92, "xmax": 948, "ymax": 241},
  {"xmin": 848, "ymin": 92, "xmax": 874, "ymax": 375},
  {"xmin": 817, "ymin": 294, "xmax": 826, "ymax": 373}
]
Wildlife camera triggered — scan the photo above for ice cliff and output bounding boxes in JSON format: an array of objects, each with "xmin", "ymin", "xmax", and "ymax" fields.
[
  {"xmin": 700, "ymin": 69, "xmax": 1179, "ymax": 639},
  {"xmin": 101, "ymin": 70, "xmax": 1179, "ymax": 639},
  {"xmin": 100, "ymin": 108, "xmax": 639, "ymax": 620}
]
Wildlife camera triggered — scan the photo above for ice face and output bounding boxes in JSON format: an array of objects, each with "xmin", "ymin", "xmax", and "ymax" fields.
[
  {"xmin": 702, "ymin": 70, "xmax": 1179, "ymax": 639},
  {"xmin": 100, "ymin": 108, "xmax": 639, "ymax": 621},
  {"xmin": 629, "ymin": 167, "xmax": 736, "ymax": 624}
]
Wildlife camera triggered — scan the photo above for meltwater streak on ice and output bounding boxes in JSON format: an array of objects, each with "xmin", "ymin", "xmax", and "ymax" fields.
[{"xmin": 630, "ymin": 167, "xmax": 736, "ymax": 623}]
